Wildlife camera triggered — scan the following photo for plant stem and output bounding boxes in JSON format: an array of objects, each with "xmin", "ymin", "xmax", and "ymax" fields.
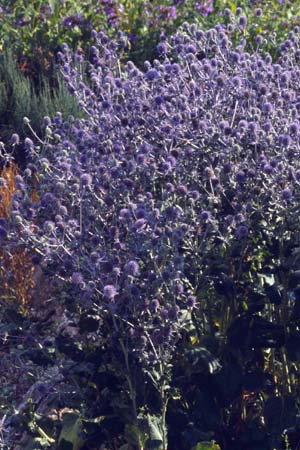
[
  {"xmin": 111, "ymin": 315, "xmax": 142, "ymax": 450},
  {"xmin": 158, "ymin": 356, "xmax": 168, "ymax": 450},
  {"xmin": 160, "ymin": 386, "xmax": 168, "ymax": 450}
]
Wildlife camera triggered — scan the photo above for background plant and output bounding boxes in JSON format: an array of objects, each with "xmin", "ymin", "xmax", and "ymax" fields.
[
  {"xmin": 1, "ymin": 0, "xmax": 300, "ymax": 77},
  {"xmin": 0, "ymin": 0, "xmax": 118, "ymax": 77},
  {"xmin": 0, "ymin": 50, "xmax": 85, "ymax": 164}
]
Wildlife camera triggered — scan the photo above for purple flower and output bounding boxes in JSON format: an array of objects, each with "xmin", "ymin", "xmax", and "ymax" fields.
[
  {"xmin": 187, "ymin": 295, "xmax": 197, "ymax": 309},
  {"xmin": 174, "ymin": 282, "xmax": 184, "ymax": 295},
  {"xmin": 262, "ymin": 102, "xmax": 273, "ymax": 114},
  {"xmin": 119, "ymin": 208, "xmax": 131, "ymax": 222},
  {"xmin": 235, "ymin": 225, "xmax": 249, "ymax": 239},
  {"xmin": 201, "ymin": 211, "xmax": 211, "ymax": 221},
  {"xmin": 71, "ymin": 272, "xmax": 84, "ymax": 285},
  {"xmin": 80, "ymin": 173, "xmax": 93, "ymax": 186},
  {"xmin": 158, "ymin": 5, "xmax": 177, "ymax": 21},
  {"xmin": 176, "ymin": 184, "xmax": 188, "ymax": 196},
  {"xmin": 41, "ymin": 192, "xmax": 57, "ymax": 206},
  {"xmin": 236, "ymin": 171, "xmax": 247, "ymax": 183},
  {"xmin": 157, "ymin": 42, "xmax": 168, "ymax": 55},
  {"xmin": 103, "ymin": 285, "xmax": 118, "ymax": 299},
  {"xmin": 145, "ymin": 68, "xmax": 159, "ymax": 82},
  {"xmin": 295, "ymin": 170, "xmax": 300, "ymax": 181},
  {"xmin": 263, "ymin": 164, "xmax": 273, "ymax": 175},
  {"xmin": 255, "ymin": 8, "xmax": 262, "ymax": 17},
  {"xmin": 15, "ymin": 17, "xmax": 31, "ymax": 27},
  {"xmin": 151, "ymin": 299, "xmax": 160, "ymax": 312},
  {"xmin": 225, "ymin": 215, "xmax": 234, "ymax": 226},
  {"xmin": 281, "ymin": 188, "xmax": 292, "ymax": 200},
  {"xmin": 195, "ymin": 0, "xmax": 213, "ymax": 16},
  {"xmin": 189, "ymin": 190, "xmax": 201, "ymax": 201},
  {"xmin": 24, "ymin": 138, "xmax": 34, "ymax": 149},
  {"xmin": 125, "ymin": 260, "xmax": 140, "ymax": 276},
  {"xmin": 61, "ymin": 14, "xmax": 85, "ymax": 28},
  {"xmin": 289, "ymin": 122, "xmax": 299, "ymax": 135},
  {"xmin": 239, "ymin": 16, "xmax": 247, "ymax": 29},
  {"xmin": 10, "ymin": 133, "xmax": 20, "ymax": 145}
]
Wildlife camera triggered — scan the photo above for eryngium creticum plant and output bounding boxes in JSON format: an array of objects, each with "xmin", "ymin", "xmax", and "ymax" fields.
[{"xmin": 4, "ymin": 21, "xmax": 300, "ymax": 448}]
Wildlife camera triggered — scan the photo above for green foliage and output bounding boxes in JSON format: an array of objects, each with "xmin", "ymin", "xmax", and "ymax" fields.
[
  {"xmin": 192, "ymin": 442, "xmax": 221, "ymax": 450},
  {"xmin": 58, "ymin": 411, "xmax": 85, "ymax": 450},
  {"xmin": 0, "ymin": 0, "xmax": 108, "ymax": 73},
  {"xmin": 0, "ymin": 49, "xmax": 32, "ymax": 138},
  {"xmin": 145, "ymin": 415, "xmax": 166, "ymax": 450},
  {"xmin": 1, "ymin": 0, "xmax": 300, "ymax": 75},
  {"xmin": 215, "ymin": 0, "xmax": 300, "ymax": 56},
  {"xmin": 0, "ymin": 50, "xmax": 83, "ymax": 146}
]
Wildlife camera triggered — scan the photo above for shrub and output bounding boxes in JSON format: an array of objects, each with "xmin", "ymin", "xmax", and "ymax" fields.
[{"xmin": 3, "ymin": 19, "xmax": 300, "ymax": 450}]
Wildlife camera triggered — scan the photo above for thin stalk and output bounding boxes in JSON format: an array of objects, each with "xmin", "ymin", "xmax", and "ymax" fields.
[
  {"xmin": 118, "ymin": 337, "xmax": 139, "ymax": 421},
  {"xmin": 281, "ymin": 348, "xmax": 292, "ymax": 394},
  {"xmin": 157, "ymin": 354, "xmax": 169, "ymax": 450},
  {"xmin": 160, "ymin": 385, "xmax": 168, "ymax": 450},
  {"xmin": 24, "ymin": 118, "xmax": 45, "ymax": 145},
  {"xmin": 111, "ymin": 315, "xmax": 142, "ymax": 450},
  {"xmin": 278, "ymin": 220, "xmax": 292, "ymax": 395},
  {"xmin": 230, "ymin": 100, "xmax": 239, "ymax": 128}
]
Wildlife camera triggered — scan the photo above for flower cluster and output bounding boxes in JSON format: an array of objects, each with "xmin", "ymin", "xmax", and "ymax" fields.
[
  {"xmin": 61, "ymin": 14, "xmax": 86, "ymax": 28},
  {"xmin": 137, "ymin": 0, "xmax": 214, "ymax": 30},
  {"xmin": 5, "ymin": 21, "xmax": 300, "ymax": 377}
]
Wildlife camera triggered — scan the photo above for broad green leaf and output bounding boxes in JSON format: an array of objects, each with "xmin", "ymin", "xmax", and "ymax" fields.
[
  {"xmin": 147, "ymin": 415, "xmax": 163, "ymax": 442},
  {"xmin": 124, "ymin": 423, "xmax": 146, "ymax": 449},
  {"xmin": 58, "ymin": 411, "xmax": 85, "ymax": 450},
  {"xmin": 145, "ymin": 415, "xmax": 165, "ymax": 450}
]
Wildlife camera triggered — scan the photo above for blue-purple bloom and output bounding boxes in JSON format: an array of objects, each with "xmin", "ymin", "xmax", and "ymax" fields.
[
  {"xmin": 281, "ymin": 187, "xmax": 292, "ymax": 200},
  {"xmin": 80, "ymin": 173, "xmax": 93, "ymax": 187},
  {"xmin": 125, "ymin": 260, "xmax": 140, "ymax": 276},
  {"xmin": 201, "ymin": 211, "xmax": 211, "ymax": 221},
  {"xmin": 235, "ymin": 225, "xmax": 249, "ymax": 239},
  {"xmin": 103, "ymin": 284, "xmax": 118, "ymax": 299},
  {"xmin": 72, "ymin": 272, "xmax": 84, "ymax": 285}
]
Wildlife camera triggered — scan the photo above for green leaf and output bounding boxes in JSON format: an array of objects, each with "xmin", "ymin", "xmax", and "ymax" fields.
[
  {"xmin": 192, "ymin": 441, "xmax": 221, "ymax": 450},
  {"xmin": 185, "ymin": 346, "xmax": 221, "ymax": 375},
  {"xmin": 147, "ymin": 415, "xmax": 163, "ymax": 442},
  {"xmin": 124, "ymin": 423, "xmax": 146, "ymax": 449},
  {"xmin": 58, "ymin": 411, "xmax": 85, "ymax": 450},
  {"xmin": 145, "ymin": 415, "xmax": 165, "ymax": 450}
]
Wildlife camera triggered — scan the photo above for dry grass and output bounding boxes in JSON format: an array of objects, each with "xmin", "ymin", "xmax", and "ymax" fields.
[
  {"xmin": 0, "ymin": 163, "xmax": 17, "ymax": 218},
  {"xmin": 0, "ymin": 163, "xmax": 35, "ymax": 308}
]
